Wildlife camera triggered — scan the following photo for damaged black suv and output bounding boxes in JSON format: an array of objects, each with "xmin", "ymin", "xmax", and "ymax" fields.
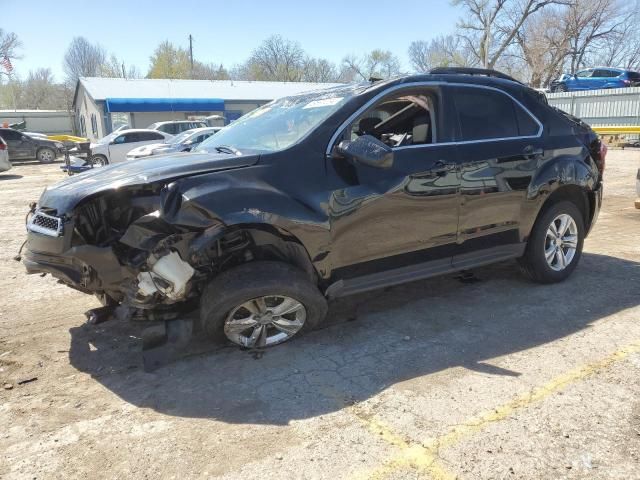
[{"xmin": 23, "ymin": 68, "xmax": 605, "ymax": 349}]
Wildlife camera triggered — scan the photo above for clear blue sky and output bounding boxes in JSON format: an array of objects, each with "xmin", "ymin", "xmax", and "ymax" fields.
[{"xmin": 5, "ymin": 0, "xmax": 461, "ymax": 81}]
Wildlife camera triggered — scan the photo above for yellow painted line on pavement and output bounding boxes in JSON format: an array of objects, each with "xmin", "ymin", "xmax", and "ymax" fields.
[
  {"xmin": 351, "ymin": 342, "xmax": 640, "ymax": 479},
  {"xmin": 350, "ymin": 407, "xmax": 455, "ymax": 480}
]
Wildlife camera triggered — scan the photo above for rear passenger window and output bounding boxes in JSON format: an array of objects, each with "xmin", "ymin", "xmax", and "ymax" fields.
[
  {"xmin": 454, "ymin": 88, "xmax": 538, "ymax": 141},
  {"xmin": 137, "ymin": 132, "xmax": 165, "ymax": 141}
]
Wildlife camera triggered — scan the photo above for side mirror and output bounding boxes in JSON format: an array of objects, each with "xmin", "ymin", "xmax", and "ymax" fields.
[{"xmin": 335, "ymin": 135, "xmax": 393, "ymax": 169}]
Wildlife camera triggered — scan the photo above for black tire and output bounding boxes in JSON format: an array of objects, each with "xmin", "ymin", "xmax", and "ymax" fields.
[
  {"xmin": 90, "ymin": 154, "xmax": 108, "ymax": 167},
  {"xmin": 557, "ymin": 84, "xmax": 568, "ymax": 92},
  {"xmin": 519, "ymin": 201, "xmax": 585, "ymax": 284},
  {"xmin": 200, "ymin": 261, "xmax": 328, "ymax": 347},
  {"xmin": 36, "ymin": 147, "xmax": 56, "ymax": 163}
]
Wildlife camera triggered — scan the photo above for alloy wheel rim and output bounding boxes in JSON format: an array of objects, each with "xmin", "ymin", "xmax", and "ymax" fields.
[
  {"xmin": 40, "ymin": 150, "xmax": 53, "ymax": 161},
  {"xmin": 224, "ymin": 295, "xmax": 306, "ymax": 348},
  {"xmin": 92, "ymin": 157, "xmax": 106, "ymax": 167},
  {"xmin": 544, "ymin": 213, "xmax": 578, "ymax": 271}
]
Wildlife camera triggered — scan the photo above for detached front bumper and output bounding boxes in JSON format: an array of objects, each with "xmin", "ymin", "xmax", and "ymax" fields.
[{"xmin": 23, "ymin": 213, "xmax": 89, "ymax": 289}]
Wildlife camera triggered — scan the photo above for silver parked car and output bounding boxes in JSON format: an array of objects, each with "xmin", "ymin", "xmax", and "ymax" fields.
[
  {"xmin": 0, "ymin": 136, "xmax": 11, "ymax": 172},
  {"xmin": 126, "ymin": 127, "xmax": 221, "ymax": 160}
]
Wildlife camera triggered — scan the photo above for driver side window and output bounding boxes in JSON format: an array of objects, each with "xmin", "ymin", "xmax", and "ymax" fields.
[
  {"xmin": 576, "ymin": 70, "xmax": 593, "ymax": 78},
  {"xmin": 348, "ymin": 89, "xmax": 437, "ymax": 148}
]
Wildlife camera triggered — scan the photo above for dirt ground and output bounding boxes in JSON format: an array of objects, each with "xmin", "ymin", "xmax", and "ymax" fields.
[{"xmin": 1, "ymin": 152, "xmax": 639, "ymax": 480}]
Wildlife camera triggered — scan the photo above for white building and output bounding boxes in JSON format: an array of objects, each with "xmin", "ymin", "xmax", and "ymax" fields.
[{"xmin": 73, "ymin": 77, "xmax": 342, "ymax": 141}]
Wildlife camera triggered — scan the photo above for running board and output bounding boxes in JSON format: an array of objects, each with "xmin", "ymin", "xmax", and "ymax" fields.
[{"xmin": 325, "ymin": 243, "xmax": 525, "ymax": 299}]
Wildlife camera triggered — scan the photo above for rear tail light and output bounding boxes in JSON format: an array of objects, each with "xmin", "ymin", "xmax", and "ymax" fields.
[{"xmin": 0, "ymin": 142, "xmax": 6, "ymax": 150}]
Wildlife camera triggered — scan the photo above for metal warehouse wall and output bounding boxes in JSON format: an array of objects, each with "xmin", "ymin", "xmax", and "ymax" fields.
[
  {"xmin": 546, "ymin": 87, "xmax": 640, "ymax": 127},
  {"xmin": 0, "ymin": 110, "xmax": 74, "ymax": 134}
]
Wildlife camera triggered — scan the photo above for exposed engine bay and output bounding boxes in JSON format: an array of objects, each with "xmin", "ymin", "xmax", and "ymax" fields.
[{"xmin": 24, "ymin": 180, "xmax": 308, "ymax": 324}]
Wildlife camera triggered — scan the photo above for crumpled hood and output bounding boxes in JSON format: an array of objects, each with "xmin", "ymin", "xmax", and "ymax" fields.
[{"xmin": 39, "ymin": 151, "xmax": 260, "ymax": 213}]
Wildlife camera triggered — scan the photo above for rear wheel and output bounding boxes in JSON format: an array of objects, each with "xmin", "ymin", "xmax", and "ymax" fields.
[
  {"xmin": 36, "ymin": 147, "xmax": 56, "ymax": 163},
  {"xmin": 519, "ymin": 201, "xmax": 585, "ymax": 283},
  {"xmin": 200, "ymin": 261, "xmax": 327, "ymax": 348}
]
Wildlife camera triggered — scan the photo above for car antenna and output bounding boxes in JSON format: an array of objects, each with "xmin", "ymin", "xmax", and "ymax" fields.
[{"xmin": 369, "ymin": 76, "xmax": 383, "ymax": 83}]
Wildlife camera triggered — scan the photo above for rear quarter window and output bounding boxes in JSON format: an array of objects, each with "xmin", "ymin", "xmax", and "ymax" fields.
[{"xmin": 453, "ymin": 88, "xmax": 519, "ymax": 141}]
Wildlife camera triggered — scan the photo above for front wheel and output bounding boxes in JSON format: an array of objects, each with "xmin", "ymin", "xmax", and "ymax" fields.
[
  {"xmin": 90, "ymin": 154, "xmax": 108, "ymax": 167},
  {"xmin": 200, "ymin": 261, "xmax": 328, "ymax": 348},
  {"xmin": 557, "ymin": 84, "xmax": 568, "ymax": 92},
  {"xmin": 519, "ymin": 201, "xmax": 585, "ymax": 283}
]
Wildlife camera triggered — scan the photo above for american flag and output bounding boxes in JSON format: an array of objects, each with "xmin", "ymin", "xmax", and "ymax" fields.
[{"xmin": 1, "ymin": 56, "xmax": 13, "ymax": 74}]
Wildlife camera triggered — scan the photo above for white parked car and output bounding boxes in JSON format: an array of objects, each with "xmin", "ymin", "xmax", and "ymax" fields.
[
  {"xmin": 0, "ymin": 137, "xmax": 11, "ymax": 172},
  {"xmin": 90, "ymin": 129, "xmax": 172, "ymax": 165},
  {"xmin": 148, "ymin": 120, "xmax": 207, "ymax": 135},
  {"xmin": 126, "ymin": 127, "xmax": 222, "ymax": 160}
]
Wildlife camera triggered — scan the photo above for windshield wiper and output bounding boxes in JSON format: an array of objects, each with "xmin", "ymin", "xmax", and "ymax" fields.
[{"xmin": 214, "ymin": 145, "xmax": 241, "ymax": 155}]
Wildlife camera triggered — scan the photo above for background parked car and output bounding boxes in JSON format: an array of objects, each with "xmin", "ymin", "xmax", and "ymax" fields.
[
  {"xmin": 126, "ymin": 127, "xmax": 222, "ymax": 160},
  {"xmin": 550, "ymin": 68, "xmax": 640, "ymax": 92},
  {"xmin": 147, "ymin": 120, "xmax": 207, "ymax": 135},
  {"xmin": 0, "ymin": 137, "xmax": 11, "ymax": 172},
  {"xmin": 0, "ymin": 128, "xmax": 64, "ymax": 163},
  {"xmin": 90, "ymin": 129, "xmax": 172, "ymax": 165}
]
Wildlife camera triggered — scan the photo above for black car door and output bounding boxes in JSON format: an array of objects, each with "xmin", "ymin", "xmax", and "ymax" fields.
[
  {"xmin": 326, "ymin": 85, "xmax": 461, "ymax": 278},
  {"xmin": 451, "ymin": 85, "xmax": 545, "ymax": 267},
  {"xmin": 1, "ymin": 129, "xmax": 32, "ymax": 159}
]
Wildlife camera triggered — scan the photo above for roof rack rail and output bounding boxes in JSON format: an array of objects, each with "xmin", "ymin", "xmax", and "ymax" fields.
[{"xmin": 429, "ymin": 67, "xmax": 523, "ymax": 85}]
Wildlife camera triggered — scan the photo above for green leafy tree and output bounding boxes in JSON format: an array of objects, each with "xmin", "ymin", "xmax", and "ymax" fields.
[{"xmin": 147, "ymin": 41, "xmax": 192, "ymax": 79}]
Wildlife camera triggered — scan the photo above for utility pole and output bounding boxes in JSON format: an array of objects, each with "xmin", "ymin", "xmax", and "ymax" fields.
[
  {"xmin": 189, "ymin": 34, "xmax": 194, "ymax": 79},
  {"xmin": 122, "ymin": 62, "xmax": 126, "ymax": 79}
]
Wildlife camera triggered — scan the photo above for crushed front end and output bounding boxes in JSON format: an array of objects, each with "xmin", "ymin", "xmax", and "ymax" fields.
[
  {"xmin": 21, "ymin": 151, "xmax": 266, "ymax": 327},
  {"xmin": 24, "ymin": 184, "xmax": 204, "ymax": 320}
]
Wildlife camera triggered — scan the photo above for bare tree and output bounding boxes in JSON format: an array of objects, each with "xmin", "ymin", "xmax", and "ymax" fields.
[
  {"xmin": 453, "ymin": 0, "xmax": 571, "ymax": 69},
  {"xmin": 513, "ymin": 8, "xmax": 572, "ymax": 87},
  {"xmin": 408, "ymin": 35, "xmax": 476, "ymax": 72},
  {"xmin": 192, "ymin": 62, "xmax": 231, "ymax": 80},
  {"xmin": 243, "ymin": 35, "xmax": 306, "ymax": 81},
  {"xmin": 101, "ymin": 54, "xmax": 142, "ymax": 79},
  {"xmin": 22, "ymin": 68, "xmax": 67, "ymax": 109},
  {"xmin": 0, "ymin": 29, "xmax": 21, "ymax": 71},
  {"xmin": 564, "ymin": 0, "xmax": 635, "ymax": 72},
  {"xmin": 341, "ymin": 50, "xmax": 401, "ymax": 81},
  {"xmin": 593, "ymin": 16, "xmax": 640, "ymax": 70},
  {"xmin": 301, "ymin": 57, "xmax": 338, "ymax": 82},
  {"xmin": 63, "ymin": 37, "xmax": 107, "ymax": 84}
]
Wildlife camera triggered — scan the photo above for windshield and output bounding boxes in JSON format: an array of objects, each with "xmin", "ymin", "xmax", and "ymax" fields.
[
  {"xmin": 195, "ymin": 86, "xmax": 359, "ymax": 153},
  {"xmin": 168, "ymin": 130, "xmax": 194, "ymax": 145},
  {"xmin": 96, "ymin": 132, "xmax": 119, "ymax": 144}
]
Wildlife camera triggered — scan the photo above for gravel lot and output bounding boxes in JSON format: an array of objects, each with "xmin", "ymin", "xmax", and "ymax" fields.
[{"xmin": 1, "ymin": 152, "xmax": 639, "ymax": 480}]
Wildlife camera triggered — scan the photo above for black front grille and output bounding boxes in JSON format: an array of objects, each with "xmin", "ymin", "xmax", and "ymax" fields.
[
  {"xmin": 29, "ymin": 212, "xmax": 62, "ymax": 236},
  {"xmin": 33, "ymin": 214, "xmax": 59, "ymax": 230}
]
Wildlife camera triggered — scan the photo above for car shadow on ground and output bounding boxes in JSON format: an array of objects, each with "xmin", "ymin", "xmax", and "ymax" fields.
[
  {"xmin": 68, "ymin": 252, "xmax": 640, "ymax": 425},
  {"xmin": 8, "ymin": 159, "xmax": 63, "ymax": 166},
  {"xmin": 0, "ymin": 174, "xmax": 23, "ymax": 180}
]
